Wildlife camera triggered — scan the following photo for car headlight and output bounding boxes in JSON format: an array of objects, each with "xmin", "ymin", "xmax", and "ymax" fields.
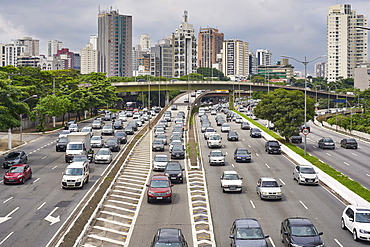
[
  {"xmin": 291, "ymin": 244, "xmax": 304, "ymax": 247},
  {"xmin": 164, "ymin": 191, "xmax": 171, "ymax": 195},
  {"xmin": 359, "ymin": 229, "xmax": 370, "ymax": 234},
  {"xmin": 177, "ymin": 173, "xmax": 182, "ymax": 177},
  {"xmin": 148, "ymin": 191, "xmax": 155, "ymax": 195},
  {"xmin": 237, "ymin": 156, "xmax": 242, "ymax": 159},
  {"xmin": 17, "ymin": 175, "xmax": 24, "ymax": 178},
  {"xmin": 261, "ymin": 192, "xmax": 269, "ymax": 195},
  {"xmin": 164, "ymin": 173, "xmax": 170, "ymax": 177}
]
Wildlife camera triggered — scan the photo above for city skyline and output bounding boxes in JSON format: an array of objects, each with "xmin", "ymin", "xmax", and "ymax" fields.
[{"xmin": 0, "ymin": 0, "xmax": 369, "ymax": 74}]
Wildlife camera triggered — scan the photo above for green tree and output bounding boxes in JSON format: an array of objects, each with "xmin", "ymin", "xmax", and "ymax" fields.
[
  {"xmin": 253, "ymin": 89, "xmax": 315, "ymax": 140},
  {"xmin": 179, "ymin": 73, "xmax": 204, "ymax": 81},
  {"xmin": 251, "ymin": 75, "xmax": 266, "ymax": 83},
  {"xmin": 196, "ymin": 67, "xmax": 225, "ymax": 80}
]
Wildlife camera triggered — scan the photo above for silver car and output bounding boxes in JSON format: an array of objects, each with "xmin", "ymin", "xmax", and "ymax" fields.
[
  {"xmin": 153, "ymin": 154, "xmax": 169, "ymax": 171},
  {"xmin": 256, "ymin": 177, "xmax": 282, "ymax": 200},
  {"xmin": 293, "ymin": 165, "xmax": 319, "ymax": 185},
  {"xmin": 92, "ymin": 120, "xmax": 102, "ymax": 129},
  {"xmin": 94, "ymin": 148, "xmax": 112, "ymax": 164},
  {"xmin": 91, "ymin": 136, "xmax": 104, "ymax": 148},
  {"xmin": 102, "ymin": 125, "xmax": 114, "ymax": 135}
]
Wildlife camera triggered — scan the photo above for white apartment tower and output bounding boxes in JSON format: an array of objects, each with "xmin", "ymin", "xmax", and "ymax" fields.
[
  {"xmin": 48, "ymin": 40, "xmax": 62, "ymax": 58},
  {"xmin": 172, "ymin": 11, "xmax": 197, "ymax": 78},
  {"xmin": 140, "ymin": 34, "xmax": 151, "ymax": 52},
  {"xmin": 80, "ymin": 43, "xmax": 98, "ymax": 74},
  {"xmin": 221, "ymin": 39, "xmax": 250, "ymax": 78},
  {"xmin": 256, "ymin": 49, "xmax": 272, "ymax": 66},
  {"xmin": 15, "ymin": 37, "xmax": 39, "ymax": 56},
  {"xmin": 327, "ymin": 4, "xmax": 368, "ymax": 82}
]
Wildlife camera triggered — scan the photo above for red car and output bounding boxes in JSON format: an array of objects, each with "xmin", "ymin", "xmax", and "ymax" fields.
[
  {"xmin": 4, "ymin": 164, "xmax": 32, "ymax": 184},
  {"xmin": 146, "ymin": 175, "xmax": 173, "ymax": 203}
]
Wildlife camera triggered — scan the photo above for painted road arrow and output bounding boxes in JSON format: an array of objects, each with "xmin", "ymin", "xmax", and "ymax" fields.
[
  {"xmin": 0, "ymin": 207, "xmax": 19, "ymax": 224},
  {"xmin": 44, "ymin": 207, "xmax": 60, "ymax": 225}
]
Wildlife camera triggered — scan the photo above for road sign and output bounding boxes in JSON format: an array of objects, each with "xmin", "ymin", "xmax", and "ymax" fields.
[
  {"xmin": 333, "ymin": 99, "xmax": 346, "ymax": 103},
  {"xmin": 302, "ymin": 128, "xmax": 310, "ymax": 135}
]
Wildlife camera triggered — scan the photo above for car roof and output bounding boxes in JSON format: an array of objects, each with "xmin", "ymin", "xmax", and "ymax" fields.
[
  {"xmin": 223, "ymin": 171, "xmax": 238, "ymax": 175},
  {"xmin": 154, "ymin": 154, "xmax": 168, "ymax": 158},
  {"xmin": 98, "ymin": 148, "xmax": 110, "ymax": 151},
  {"xmin": 260, "ymin": 177, "xmax": 277, "ymax": 182},
  {"xmin": 236, "ymin": 148, "xmax": 248, "ymax": 151},
  {"xmin": 10, "ymin": 164, "xmax": 27, "ymax": 167},
  {"xmin": 156, "ymin": 228, "xmax": 182, "ymax": 242},
  {"xmin": 234, "ymin": 218, "xmax": 261, "ymax": 228},
  {"xmin": 67, "ymin": 161, "xmax": 87, "ymax": 168},
  {"xmin": 348, "ymin": 205, "xmax": 370, "ymax": 212},
  {"xmin": 151, "ymin": 175, "xmax": 169, "ymax": 180},
  {"xmin": 287, "ymin": 217, "xmax": 314, "ymax": 226}
]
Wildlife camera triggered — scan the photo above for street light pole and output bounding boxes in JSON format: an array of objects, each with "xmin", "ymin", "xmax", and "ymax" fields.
[{"xmin": 281, "ymin": 55, "xmax": 326, "ymax": 156}]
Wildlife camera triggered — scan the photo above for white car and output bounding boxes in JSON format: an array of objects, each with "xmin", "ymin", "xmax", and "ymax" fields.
[
  {"xmin": 204, "ymin": 127, "xmax": 216, "ymax": 140},
  {"xmin": 221, "ymin": 123, "xmax": 231, "ymax": 132},
  {"xmin": 118, "ymin": 115, "xmax": 128, "ymax": 122},
  {"xmin": 69, "ymin": 123, "xmax": 79, "ymax": 132},
  {"xmin": 80, "ymin": 126, "xmax": 93, "ymax": 137},
  {"xmin": 153, "ymin": 154, "xmax": 169, "ymax": 171},
  {"xmin": 341, "ymin": 205, "xmax": 370, "ymax": 241},
  {"xmin": 220, "ymin": 171, "xmax": 243, "ymax": 193},
  {"xmin": 208, "ymin": 150, "xmax": 225, "ymax": 166},
  {"xmin": 293, "ymin": 165, "xmax": 319, "ymax": 185},
  {"xmin": 91, "ymin": 136, "xmax": 104, "ymax": 148},
  {"xmin": 256, "ymin": 177, "xmax": 282, "ymax": 200},
  {"xmin": 58, "ymin": 130, "xmax": 70, "ymax": 139},
  {"xmin": 94, "ymin": 148, "xmax": 112, "ymax": 164}
]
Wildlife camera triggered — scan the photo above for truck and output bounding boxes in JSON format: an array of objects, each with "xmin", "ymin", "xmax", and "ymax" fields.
[{"xmin": 65, "ymin": 132, "xmax": 91, "ymax": 163}]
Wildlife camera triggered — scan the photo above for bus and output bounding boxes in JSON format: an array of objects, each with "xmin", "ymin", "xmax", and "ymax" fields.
[{"xmin": 126, "ymin": 102, "xmax": 138, "ymax": 111}]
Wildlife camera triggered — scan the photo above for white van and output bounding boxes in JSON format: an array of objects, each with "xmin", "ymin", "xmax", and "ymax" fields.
[{"xmin": 61, "ymin": 161, "xmax": 89, "ymax": 189}]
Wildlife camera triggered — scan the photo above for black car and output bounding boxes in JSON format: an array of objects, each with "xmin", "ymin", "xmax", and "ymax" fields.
[
  {"xmin": 250, "ymin": 128, "xmax": 262, "ymax": 138},
  {"xmin": 230, "ymin": 218, "xmax": 269, "ymax": 247},
  {"xmin": 241, "ymin": 122, "xmax": 251, "ymax": 130},
  {"xmin": 227, "ymin": 131, "xmax": 239, "ymax": 141},
  {"xmin": 152, "ymin": 139, "xmax": 165, "ymax": 151},
  {"xmin": 318, "ymin": 137, "xmax": 335, "ymax": 149},
  {"xmin": 56, "ymin": 137, "xmax": 68, "ymax": 152},
  {"xmin": 234, "ymin": 148, "xmax": 251, "ymax": 163},
  {"xmin": 105, "ymin": 138, "xmax": 120, "ymax": 152},
  {"xmin": 290, "ymin": 135, "xmax": 302, "ymax": 143},
  {"xmin": 150, "ymin": 228, "xmax": 188, "ymax": 247},
  {"xmin": 164, "ymin": 161, "xmax": 184, "ymax": 183},
  {"xmin": 265, "ymin": 140, "xmax": 281, "ymax": 154},
  {"xmin": 127, "ymin": 121, "xmax": 138, "ymax": 131},
  {"xmin": 113, "ymin": 120, "xmax": 123, "ymax": 129},
  {"xmin": 281, "ymin": 217, "xmax": 324, "ymax": 247},
  {"xmin": 125, "ymin": 125, "xmax": 134, "ymax": 135},
  {"xmin": 114, "ymin": 131, "xmax": 127, "ymax": 144},
  {"xmin": 3, "ymin": 151, "xmax": 28, "ymax": 169},
  {"xmin": 340, "ymin": 138, "xmax": 358, "ymax": 149},
  {"xmin": 171, "ymin": 144, "xmax": 185, "ymax": 159}
]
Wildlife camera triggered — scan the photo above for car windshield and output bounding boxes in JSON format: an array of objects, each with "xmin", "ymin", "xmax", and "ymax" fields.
[
  {"xmin": 172, "ymin": 145, "xmax": 183, "ymax": 151},
  {"xmin": 93, "ymin": 121, "xmax": 100, "ymax": 124},
  {"xmin": 301, "ymin": 167, "xmax": 316, "ymax": 174},
  {"xmin": 106, "ymin": 139, "xmax": 117, "ymax": 144},
  {"xmin": 237, "ymin": 150, "xmax": 249, "ymax": 155},
  {"xmin": 68, "ymin": 144, "xmax": 83, "ymax": 150},
  {"xmin": 58, "ymin": 138, "xmax": 67, "ymax": 143},
  {"xmin": 103, "ymin": 125, "xmax": 112, "ymax": 129},
  {"xmin": 223, "ymin": 174, "xmax": 239, "ymax": 180},
  {"xmin": 150, "ymin": 179, "xmax": 170, "ymax": 188},
  {"xmin": 115, "ymin": 132, "xmax": 125, "ymax": 137},
  {"xmin": 166, "ymin": 164, "xmax": 181, "ymax": 170},
  {"xmin": 261, "ymin": 181, "xmax": 279, "ymax": 187},
  {"xmin": 65, "ymin": 168, "xmax": 83, "ymax": 176},
  {"xmin": 73, "ymin": 156, "xmax": 87, "ymax": 162},
  {"xmin": 155, "ymin": 156, "xmax": 168, "ymax": 162},
  {"xmin": 7, "ymin": 152, "xmax": 21, "ymax": 158},
  {"xmin": 236, "ymin": 227, "xmax": 264, "ymax": 239},
  {"xmin": 209, "ymin": 135, "xmax": 220, "ymax": 140},
  {"xmin": 211, "ymin": 151, "xmax": 223, "ymax": 157},
  {"xmin": 70, "ymin": 124, "xmax": 77, "ymax": 128},
  {"xmin": 206, "ymin": 128, "xmax": 215, "ymax": 132},
  {"xmin": 229, "ymin": 132, "xmax": 237, "ymax": 136},
  {"xmin": 347, "ymin": 139, "xmax": 357, "ymax": 143},
  {"xmin": 8, "ymin": 166, "xmax": 24, "ymax": 173},
  {"xmin": 97, "ymin": 150, "xmax": 110, "ymax": 155},
  {"xmin": 153, "ymin": 140, "xmax": 164, "ymax": 144},
  {"xmin": 222, "ymin": 124, "xmax": 230, "ymax": 127},
  {"xmin": 291, "ymin": 226, "xmax": 319, "ymax": 236},
  {"xmin": 60, "ymin": 130, "xmax": 70, "ymax": 134},
  {"xmin": 154, "ymin": 243, "xmax": 183, "ymax": 247},
  {"xmin": 252, "ymin": 129, "xmax": 261, "ymax": 132},
  {"xmin": 269, "ymin": 142, "xmax": 279, "ymax": 146},
  {"xmin": 323, "ymin": 138, "xmax": 333, "ymax": 142},
  {"xmin": 91, "ymin": 136, "xmax": 101, "ymax": 141},
  {"xmin": 355, "ymin": 212, "xmax": 370, "ymax": 223},
  {"xmin": 81, "ymin": 129, "xmax": 90, "ymax": 132}
]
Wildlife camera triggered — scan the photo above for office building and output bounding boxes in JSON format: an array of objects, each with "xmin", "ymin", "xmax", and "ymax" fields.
[
  {"xmin": 140, "ymin": 34, "xmax": 151, "ymax": 52},
  {"xmin": 48, "ymin": 40, "xmax": 62, "ymax": 58},
  {"xmin": 256, "ymin": 49, "xmax": 272, "ymax": 66},
  {"xmin": 80, "ymin": 43, "xmax": 98, "ymax": 74},
  {"xmin": 0, "ymin": 43, "xmax": 26, "ymax": 67},
  {"xmin": 15, "ymin": 37, "xmax": 39, "ymax": 56},
  {"xmin": 327, "ymin": 4, "xmax": 368, "ymax": 82},
  {"xmin": 97, "ymin": 7, "xmax": 132, "ymax": 77},
  {"xmin": 56, "ymin": 48, "xmax": 80, "ymax": 70},
  {"xmin": 90, "ymin": 35, "xmax": 98, "ymax": 50},
  {"xmin": 150, "ymin": 38, "xmax": 173, "ymax": 78},
  {"xmin": 314, "ymin": 62, "xmax": 327, "ymax": 78},
  {"xmin": 38, "ymin": 55, "xmax": 63, "ymax": 70},
  {"xmin": 249, "ymin": 51, "xmax": 258, "ymax": 75},
  {"xmin": 198, "ymin": 27, "xmax": 224, "ymax": 68},
  {"xmin": 221, "ymin": 39, "xmax": 249, "ymax": 78},
  {"xmin": 172, "ymin": 11, "xmax": 197, "ymax": 78}
]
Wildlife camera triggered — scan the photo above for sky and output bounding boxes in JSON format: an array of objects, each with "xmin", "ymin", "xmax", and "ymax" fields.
[{"xmin": 0, "ymin": 0, "xmax": 369, "ymax": 74}]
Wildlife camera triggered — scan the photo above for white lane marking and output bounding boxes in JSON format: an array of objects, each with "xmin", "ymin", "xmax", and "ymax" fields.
[
  {"xmin": 0, "ymin": 180, "xmax": 3, "ymax": 183},
  {"xmin": 351, "ymin": 153, "xmax": 357, "ymax": 156},
  {"xmin": 231, "ymin": 163, "xmax": 235, "ymax": 168},
  {"xmin": 250, "ymin": 200, "xmax": 256, "ymax": 209},
  {"xmin": 37, "ymin": 202, "xmax": 46, "ymax": 210},
  {"xmin": 44, "ymin": 207, "xmax": 60, "ymax": 225},
  {"xmin": 255, "ymin": 153, "xmax": 259, "ymax": 157},
  {"xmin": 0, "ymin": 207, "xmax": 19, "ymax": 224},
  {"xmin": 0, "ymin": 231, "xmax": 14, "ymax": 245},
  {"xmin": 265, "ymin": 164, "xmax": 270, "ymax": 168},
  {"xmin": 367, "ymin": 174, "xmax": 370, "ymax": 177},
  {"xmin": 279, "ymin": 179, "xmax": 285, "ymax": 185},
  {"xmin": 334, "ymin": 238, "xmax": 344, "ymax": 247},
  {"xmin": 41, "ymin": 156, "xmax": 47, "ymax": 160},
  {"xmin": 32, "ymin": 178, "xmax": 40, "ymax": 184},
  {"xmin": 308, "ymin": 139, "xmax": 315, "ymax": 143},
  {"xmin": 3, "ymin": 197, "xmax": 13, "ymax": 204},
  {"xmin": 248, "ymin": 144, "xmax": 251, "ymax": 148},
  {"xmin": 225, "ymin": 152, "xmax": 228, "ymax": 155},
  {"xmin": 313, "ymin": 146, "xmax": 317, "ymax": 149},
  {"xmin": 268, "ymin": 237, "xmax": 276, "ymax": 247},
  {"xmin": 326, "ymin": 153, "xmax": 331, "ymax": 156},
  {"xmin": 52, "ymin": 166, "xmax": 58, "ymax": 170},
  {"xmin": 344, "ymin": 162, "xmax": 350, "ymax": 166},
  {"xmin": 299, "ymin": 200, "xmax": 308, "ymax": 209}
]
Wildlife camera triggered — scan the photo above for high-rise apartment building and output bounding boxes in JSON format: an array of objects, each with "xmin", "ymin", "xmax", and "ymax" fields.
[
  {"xmin": 0, "ymin": 43, "xmax": 26, "ymax": 67},
  {"xmin": 48, "ymin": 40, "xmax": 62, "ymax": 58},
  {"xmin": 140, "ymin": 34, "xmax": 151, "ymax": 52},
  {"xmin": 172, "ymin": 11, "xmax": 197, "ymax": 78},
  {"xmin": 314, "ymin": 62, "xmax": 327, "ymax": 78},
  {"xmin": 150, "ymin": 38, "xmax": 173, "ymax": 78},
  {"xmin": 15, "ymin": 37, "xmax": 39, "ymax": 56},
  {"xmin": 90, "ymin": 35, "xmax": 98, "ymax": 50},
  {"xmin": 80, "ymin": 43, "xmax": 98, "ymax": 74},
  {"xmin": 197, "ymin": 28, "xmax": 224, "ymax": 68},
  {"xmin": 221, "ymin": 39, "xmax": 249, "ymax": 78},
  {"xmin": 327, "ymin": 4, "xmax": 368, "ymax": 82},
  {"xmin": 256, "ymin": 49, "xmax": 272, "ymax": 66},
  {"xmin": 97, "ymin": 7, "xmax": 132, "ymax": 77}
]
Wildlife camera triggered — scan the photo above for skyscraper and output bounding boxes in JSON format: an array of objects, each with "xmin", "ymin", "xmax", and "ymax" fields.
[
  {"xmin": 97, "ymin": 7, "xmax": 132, "ymax": 77},
  {"xmin": 327, "ymin": 4, "xmax": 368, "ymax": 82},
  {"xmin": 221, "ymin": 39, "xmax": 249, "ymax": 78},
  {"xmin": 140, "ymin": 34, "xmax": 151, "ymax": 52},
  {"xmin": 15, "ymin": 37, "xmax": 39, "ymax": 56},
  {"xmin": 198, "ymin": 28, "xmax": 224, "ymax": 68},
  {"xmin": 80, "ymin": 43, "xmax": 98, "ymax": 74},
  {"xmin": 48, "ymin": 40, "xmax": 62, "ymax": 58},
  {"xmin": 256, "ymin": 49, "xmax": 272, "ymax": 66},
  {"xmin": 172, "ymin": 11, "xmax": 197, "ymax": 78}
]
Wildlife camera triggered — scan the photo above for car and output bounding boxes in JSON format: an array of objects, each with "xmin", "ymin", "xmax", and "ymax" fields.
[
  {"xmin": 164, "ymin": 161, "xmax": 184, "ymax": 183},
  {"xmin": 229, "ymin": 218, "xmax": 269, "ymax": 247},
  {"xmin": 150, "ymin": 228, "xmax": 188, "ymax": 247},
  {"xmin": 154, "ymin": 127, "xmax": 165, "ymax": 137},
  {"xmin": 281, "ymin": 217, "xmax": 324, "ymax": 247},
  {"xmin": 210, "ymin": 109, "xmax": 217, "ymax": 115},
  {"xmin": 125, "ymin": 125, "xmax": 134, "ymax": 135},
  {"xmin": 169, "ymin": 140, "xmax": 183, "ymax": 152},
  {"xmin": 3, "ymin": 164, "xmax": 32, "ymax": 184},
  {"xmin": 80, "ymin": 126, "xmax": 93, "ymax": 137},
  {"xmin": 3, "ymin": 151, "xmax": 28, "ymax": 169},
  {"xmin": 146, "ymin": 175, "xmax": 173, "ymax": 203},
  {"xmin": 201, "ymin": 123, "xmax": 211, "ymax": 132},
  {"xmin": 171, "ymin": 144, "xmax": 185, "ymax": 159},
  {"xmin": 204, "ymin": 127, "xmax": 216, "ymax": 139},
  {"xmin": 101, "ymin": 124, "xmax": 114, "ymax": 135},
  {"xmin": 341, "ymin": 205, "xmax": 370, "ymax": 241},
  {"xmin": 56, "ymin": 137, "xmax": 68, "ymax": 152},
  {"xmin": 227, "ymin": 131, "xmax": 239, "ymax": 141},
  {"xmin": 114, "ymin": 131, "xmax": 127, "ymax": 144},
  {"xmin": 58, "ymin": 129, "xmax": 71, "ymax": 139},
  {"xmin": 250, "ymin": 128, "xmax": 262, "ymax": 138},
  {"xmin": 340, "ymin": 138, "xmax": 358, "ymax": 149},
  {"xmin": 293, "ymin": 165, "xmax": 319, "ymax": 185},
  {"xmin": 171, "ymin": 105, "xmax": 178, "ymax": 110},
  {"xmin": 318, "ymin": 137, "xmax": 335, "ymax": 149},
  {"xmin": 118, "ymin": 114, "xmax": 128, "ymax": 122},
  {"xmin": 234, "ymin": 148, "xmax": 251, "ymax": 163},
  {"xmin": 90, "ymin": 136, "xmax": 104, "ymax": 148},
  {"xmin": 208, "ymin": 150, "xmax": 225, "ymax": 166},
  {"xmin": 113, "ymin": 120, "xmax": 123, "ymax": 129},
  {"xmin": 256, "ymin": 177, "xmax": 282, "ymax": 200},
  {"xmin": 61, "ymin": 161, "xmax": 89, "ymax": 189},
  {"xmin": 104, "ymin": 113, "xmax": 112, "ymax": 121},
  {"xmin": 152, "ymin": 139, "xmax": 165, "ymax": 151},
  {"xmin": 265, "ymin": 140, "xmax": 281, "ymax": 154},
  {"xmin": 153, "ymin": 154, "xmax": 169, "ymax": 171},
  {"xmin": 221, "ymin": 123, "xmax": 231, "ymax": 132},
  {"xmin": 235, "ymin": 116, "xmax": 243, "ymax": 123},
  {"xmin": 105, "ymin": 138, "xmax": 120, "ymax": 152},
  {"xmin": 164, "ymin": 114, "xmax": 171, "ymax": 122},
  {"xmin": 207, "ymin": 133, "xmax": 222, "ymax": 148},
  {"xmin": 94, "ymin": 148, "xmax": 113, "ymax": 164},
  {"xmin": 92, "ymin": 120, "xmax": 102, "ymax": 129},
  {"xmin": 241, "ymin": 121, "xmax": 251, "ymax": 130},
  {"xmin": 68, "ymin": 123, "xmax": 79, "ymax": 132},
  {"xmin": 72, "ymin": 154, "xmax": 90, "ymax": 164},
  {"xmin": 290, "ymin": 135, "xmax": 302, "ymax": 143},
  {"xmin": 127, "ymin": 121, "xmax": 138, "ymax": 131},
  {"xmin": 65, "ymin": 120, "xmax": 77, "ymax": 129},
  {"xmin": 155, "ymin": 134, "xmax": 168, "ymax": 145},
  {"xmin": 220, "ymin": 171, "xmax": 243, "ymax": 193}
]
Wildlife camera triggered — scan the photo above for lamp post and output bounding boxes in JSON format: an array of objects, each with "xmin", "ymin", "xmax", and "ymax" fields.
[{"xmin": 281, "ymin": 55, "xmax": 326, "ymax": 156}]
